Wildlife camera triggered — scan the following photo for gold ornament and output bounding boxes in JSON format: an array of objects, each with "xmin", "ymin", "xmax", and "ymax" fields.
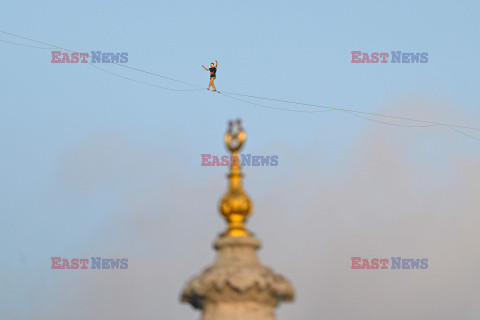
[{"xmin": 219, "ymin": 119, "xmax": 253, "ymax": 237}]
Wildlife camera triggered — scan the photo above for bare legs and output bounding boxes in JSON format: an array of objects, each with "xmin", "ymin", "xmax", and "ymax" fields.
[{"xmin": 208, "ymin": 77, "xmax": 216, "ymax": 91}]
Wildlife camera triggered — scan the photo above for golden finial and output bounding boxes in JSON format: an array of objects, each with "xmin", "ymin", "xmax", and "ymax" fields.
[{"xmin": 219, "ymin": 119, "xmax": 253, "ymax": 237}]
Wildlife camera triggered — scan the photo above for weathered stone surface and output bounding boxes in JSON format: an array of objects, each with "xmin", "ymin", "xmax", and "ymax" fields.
[{"xmin": 181, "ymin": 235, "xmax": 294, "ymax": 320}]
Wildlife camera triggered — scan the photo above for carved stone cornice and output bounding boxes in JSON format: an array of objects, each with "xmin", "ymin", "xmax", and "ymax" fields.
[{"xmin": 181, "ymin": 235, "xmax": 294, "ymax": 320}]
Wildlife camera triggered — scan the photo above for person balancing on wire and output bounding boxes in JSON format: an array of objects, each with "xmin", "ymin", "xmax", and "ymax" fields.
[{"xmin": 202, "ymin": 60, "xmax": 218, "ymax": 92}]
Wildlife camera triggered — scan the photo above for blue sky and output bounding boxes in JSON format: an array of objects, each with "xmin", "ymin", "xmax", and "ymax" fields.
[{"xmin": 1, "ymin": 1, "xmax": 480, "ymax": 319}]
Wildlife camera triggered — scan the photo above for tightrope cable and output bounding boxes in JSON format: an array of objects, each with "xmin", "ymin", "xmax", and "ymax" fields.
[{"xmin": 2, "ymin": 29, "xmax": 480, "ymax": 141}]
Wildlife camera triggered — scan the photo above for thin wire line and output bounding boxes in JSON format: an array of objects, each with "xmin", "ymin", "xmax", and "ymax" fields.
[
  {"xmin": 445, "ymin": 126, "xmax": 480, "ymax": 141},
  {"xmin": 114, "ymin": 63, "xmax": 202, "ymax": 89},
  {"xmin": 0, "ymin": 29, "xmax": 201, "ymax": 89},
  {"xmin": 341, "ymin": 110, "xmax": 438, "ymax": 128},
  {"xmin": 0, "ymin": 38, "xmax": 53, "ymax": 49},
  {"xmin": 88, "ymin": 63, "xmax": 203, "ymax": 92},
  {"xmin": 218, "ymin": 91, "xmax": 333, "ymax": 113},
  {"xmin": 219, "ymin": 91, "xmax": 480, "ymax": 132},
  {"xmin": 0, "ymin": 32, "xmax": 202, "ymax": 92}
]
